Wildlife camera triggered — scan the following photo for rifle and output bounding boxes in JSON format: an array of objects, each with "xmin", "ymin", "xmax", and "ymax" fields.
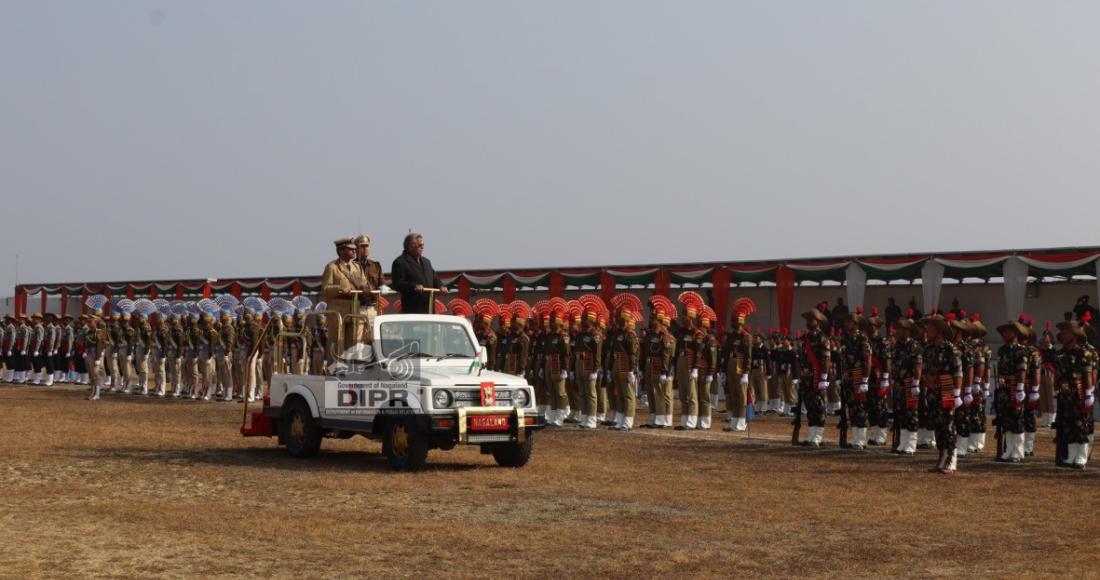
[
  {"xmin": 891, "ymin": 380, "xmax": 901, "ymax": 452},
  {"xmin": 838, "ymin": 379, "xmax": 850, "ymax": 448},
  {"xmin": 791, "ymin": 377, "xmax": 803, "ymax": 445},
  {"xmin": 1054, "ymin": 393, "xmax": 1067, "ymax": 466},
  {"xmin": 993, "ymin": 380, "xmax": 1005, "ymax": 460}
]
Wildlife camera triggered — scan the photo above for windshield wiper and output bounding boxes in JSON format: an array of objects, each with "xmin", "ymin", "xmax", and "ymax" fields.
[
  {"xmin": 434, "ymin": 352, "xmax": 471, "ymax": 362},
  {"xmin": 390, "ymin": 351, "xmax": 432, "ymax": 362}
]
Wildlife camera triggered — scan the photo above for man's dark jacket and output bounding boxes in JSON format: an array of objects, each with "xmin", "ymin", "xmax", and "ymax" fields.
[{"xmin": 391, "ymin": 251, "xmax": 444, "ymax": 314}]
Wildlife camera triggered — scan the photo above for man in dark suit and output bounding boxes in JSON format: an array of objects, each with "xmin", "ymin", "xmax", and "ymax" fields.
[{"xmin": 390, "ymin": 232, "xmax": 448, "ymax": 314}]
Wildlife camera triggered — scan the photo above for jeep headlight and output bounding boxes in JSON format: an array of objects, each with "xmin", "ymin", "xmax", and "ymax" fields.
[
  {"xmin": 512, "ymin": 388, "xmax": 530, "ymax": 407},
  {"xmin": 433, "ymin": 389, "xmax": 454, "ymax": 409}
]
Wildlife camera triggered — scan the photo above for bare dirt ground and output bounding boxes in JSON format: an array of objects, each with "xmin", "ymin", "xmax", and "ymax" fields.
[{"xmin": 1, "ymin": 382, "xmax": 1098, "ymax": 579}]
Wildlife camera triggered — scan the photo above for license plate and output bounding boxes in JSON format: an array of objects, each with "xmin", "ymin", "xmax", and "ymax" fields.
[{"xmin": 470, "ymin": 415, "xmax": 510, "ymax": 431}]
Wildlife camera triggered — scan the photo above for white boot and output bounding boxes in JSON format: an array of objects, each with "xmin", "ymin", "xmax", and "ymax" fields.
[
  {"xmin": 89, "ymin": 384, "xmax": 100, "ymax": 401},
  {"xmin": 955, "ymin": 436, "xmax": 968, "ymax": 459},
  {"xmin": 975, "ymin": 431, "xmax": 986, "ymax": 451},
  {"xmin": 1024, "ymin": 432, "xmax": 1036, "ymax": 456},
  {"xmin": 898, "ymin": 430, "xmax": 917, "ymax": 455},
  {"xmin": 44, "ymin": 371, "xmax": 54, "ymax": 386},
  {"xmin": 1078, "ymin": 443, "xmax": 1091, "ymax": 467},
  {"xmin": 698, "ymin": 414, "xmax": 712, "ymax": 430},
  {"xmin": 32, "ymin": 371, "xmax": 41, "ymax": 385},
  {"xmin": 620, "ymin": 415, "xmax": 635, "ymax": 431},
  {"xmin": 1066, "ymin": 443, "xmax": 1080, "ymax": 466},
  {"xmin": 945, "ymin": 449, "xmax": 958, "ymax": 472},
  {"xmin": 582, "ymin": 414, "xmax": 598, "ymax": 429},
  {"xmin": 854, "ymin": 427, "xmax": 868, "ymax": 449},
  {"xmin": 661, "ymin": 414, "xmax": 673, "ymax": 427},
  {"xmin": 681, "ymin": 414, "xmax": 698, "ymax": 429},
  {"xmin": 808, "ymin": 426, "xmax": 824, "ymax": 446}
]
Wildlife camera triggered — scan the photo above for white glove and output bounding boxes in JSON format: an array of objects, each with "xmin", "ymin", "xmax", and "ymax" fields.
[
  {"xmin": 559, "ymin": 370, "xmax": 568, "ymax": 380},
  {"xmin": 705, "ymin": 374, "xmax": 713, "ymax": 384},
  {"xmin": 659, "ymin": 374, "xmax": 668, "ymax": 383},
  {"xmin": 879, "ymin": 379, "xmax": 890, "ymax": 389},
  {"xmin": 588, "ymin": 372, "xmax": 598, "ymax": 381},
  {"xmin": 127, "ymin": 355, "xmax": 132, "ymax": 362},
  {"xmin": 740, "ymin": 373, "xmax": 749, "ymax": 385},
  {"xmin": 820, "ymin": 374, "xmax": 829, "ymax": 382},
  {"xmin": 882, "ymin": 373, "xmax": 890, "ymax": 380},
  {"xmin": 1014, "ymin": 391, "xmax": 1025, "ymax": 403},
  {"xmin": 858, "ymin": 382, "xmax": 869, "ymax": 394},
  {"xmin": 33, "ymin": 351, "xmax": 39, "ymax": 357},
  {"xmin": 1086, "ymin": 396, "xmax": 1096, "ymax": 408},
  {"xmin": 963, "ymin": 394, "xmax": 974, "ymax": 405},
  {"xmin": 51, "ymin": 350, "xmax": 57, "ymax": 356},
  {"xmin": 690, "ymin": 368, "xmax": 699, "ymax": 380},
  {"xmin": 910, "ymin": 386, "xmax": 920, "ymax": 397},
  {"xmin": 984, "ymin": 385, "xmax": 992, "ymax": 398},
  {"xmin": 953, "ymin": 397, "xmax": 963, "ymax": 409},
  {"xmin": 766, "ymin": 375, "xmax": 773, "ymax": 380},
  {"xmin": 816, "ymin": 380, "xmax": 829, "ymax": 391},
  {"xmin": 1016, "ymin": 382, "xmax": 1025, "ymax": 393},
  {"xmin": 538, "ymin": 369, "xmax": 544, "ymax": 379},
  {"xmin": 1028, "ymin": 392, "xmax": 1039, "ymax": 403},
  {"xmin": 792, "ymin": 379, "xmax": 800, "ymax": 386},
  {"xmin": 627, "ymin": 371, "xmax": 636, "ymax": 383}
]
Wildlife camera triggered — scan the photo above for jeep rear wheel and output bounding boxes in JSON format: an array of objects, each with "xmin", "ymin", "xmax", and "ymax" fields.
[
  {"xmin": 383, "ymin": 419, "xmax": 428, "ymax": 471},
  {"xmin": 492, "ymin": 433, "xmax": 534, "ymax": 467},
  {"xmin": 283, "ymin": 399, "xmax": 322, "ymax": 458}
]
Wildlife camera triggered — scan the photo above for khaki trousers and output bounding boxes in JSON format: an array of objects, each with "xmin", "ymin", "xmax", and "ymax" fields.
[
  {"xmin": 615, "ymin": 371, "xmax": 635, "ymax": 420},
  {"xmin": 152, "ymin": 355, "xmax": 165, "ymax": 391},
  {"xmin": 581, "ymin": 374, "xmax": 598, "ymax": 418},
  {"xmin": 750, "ymin": 369, "xmax": 767, "ymax": 406},
  {"xmin": 216, "ymin": 354, "xmax": 233, "ymax": 396},
  {"xmin": 779, "ymin": 375, "xmax": 796, "ymax": 404},
  {"xmin": 726, "ymin": 373, "xmax": 748, "ymax": 418},
  {"xmin": 676, "ymin": 358, "xmax": 698, "ymax": 418},
  {"xmin": 84, "ymin": 351, "xmax": 103, "ymax": 389}
]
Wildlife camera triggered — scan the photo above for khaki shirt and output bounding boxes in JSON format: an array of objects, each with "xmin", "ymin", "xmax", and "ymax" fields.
[{"xmin": 321, "ymin": 259, "xmax": 369, "ymax": 314}]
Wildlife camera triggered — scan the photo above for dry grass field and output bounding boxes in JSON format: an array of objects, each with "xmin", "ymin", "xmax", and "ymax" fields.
[{"xmin": 2, "ymin": 382, "xmax": 1099, "ymax": 578}]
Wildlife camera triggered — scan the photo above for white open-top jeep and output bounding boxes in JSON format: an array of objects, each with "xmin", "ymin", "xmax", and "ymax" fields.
[{"xmin": 242, "ymin": 313, "xmax": 542, "ymax": 471}]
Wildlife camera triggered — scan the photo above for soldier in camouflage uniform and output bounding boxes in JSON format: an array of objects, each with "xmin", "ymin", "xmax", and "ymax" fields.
[
  {"xmin": 864, "ymin": 309, "xmax": 892, "ymax": 446},
  {"xmin": 917, "ymin": 314, "xmax": 964, "ymax": 474},
  {"xmin": 1022, "ymin": 327, "xmax": 1043, "ymax": 457},
  {"xmin": 841, "ymin": 308, "xmax": 872, "ymax": 449},
  {"xmin": 995, "ymin": 317, "xmax": 1034, "ymax": 463},
  {"xmin": 796, "ymin": 304, "xmax": 832, "ymax": 447},
  {"xmin": 1053, "ymin": 316, "xmax": 1098, "ymax": 468},
  {"xmin": 948, "ymin": 315, "xmax": 974, "ymax": 461},
  {"xmin": 891, "ymin": 311, "xmax": 923, "ymax": 455},
  {"xmin": 965, "ymin": 314, "xmax": 991, "ymax": 454}
]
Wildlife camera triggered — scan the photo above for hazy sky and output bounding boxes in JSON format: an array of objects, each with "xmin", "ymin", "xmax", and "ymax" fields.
[{"xmin": 3, "ymin": 1, "xmax": 1099, "ymax": 293}]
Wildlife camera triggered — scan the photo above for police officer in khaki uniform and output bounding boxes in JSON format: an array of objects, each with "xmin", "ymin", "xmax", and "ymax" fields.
[
  {"xmin": 321, "ymin": 237, "xmax": 371, "ymax": 360},
  {"xmin": 355, "ymin": 234, "xmax": 384, "ymax": 333}
]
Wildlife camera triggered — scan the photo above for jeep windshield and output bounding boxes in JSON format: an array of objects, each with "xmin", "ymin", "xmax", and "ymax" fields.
[{"xmin": 379, "ymin": 321, "xmax": 478, "ymax": 359}]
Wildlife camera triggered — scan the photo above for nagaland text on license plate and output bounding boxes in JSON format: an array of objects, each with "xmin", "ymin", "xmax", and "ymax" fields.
[{"xmin": 470, "ymin": 415, "xmax": 510, "ymax": 431}]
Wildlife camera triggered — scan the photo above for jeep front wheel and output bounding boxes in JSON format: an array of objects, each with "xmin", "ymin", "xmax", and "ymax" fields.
[
  {"xmin": 383, "ymin": 419, "xmax": 428, "ymax": 471},
  {"xmin": 283, "ymin": 400, "xmax": 322, "ymax": 458},
  {"xmin": 492, "ymin": 433, "xmax": 534, "ymax": 468}
]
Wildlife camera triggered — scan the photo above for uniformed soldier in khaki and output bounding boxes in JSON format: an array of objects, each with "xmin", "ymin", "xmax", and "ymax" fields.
[
  {"xmin": 83, "ymin": 314, "xmax": 107, "ymax": 401},
  {"xmin": 642, "ymin": 297, "xmax": 676, "ymax": 428},
  {"xmin": 355, "ymin": 234, "xmax": 384, "ymax": 336},
  {"xmin": 722, "ymin": 309, "xmax": 753, "ymax": 432},
  {"xmin": 322, "ymin": 237, "xmax": 372, "ymax": 361},
  {"xmin": 573, "ymin": 306, "xmax": 603, "ymax": 429},
  {"xmin": 674, "ymin": 300, "xmax": 704, "ymax": 430}
]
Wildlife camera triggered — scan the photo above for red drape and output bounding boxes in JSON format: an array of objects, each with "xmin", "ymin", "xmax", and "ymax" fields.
[{"xmin": 776, "ymin": 265, "xmax": 796, "ymax": 333}]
